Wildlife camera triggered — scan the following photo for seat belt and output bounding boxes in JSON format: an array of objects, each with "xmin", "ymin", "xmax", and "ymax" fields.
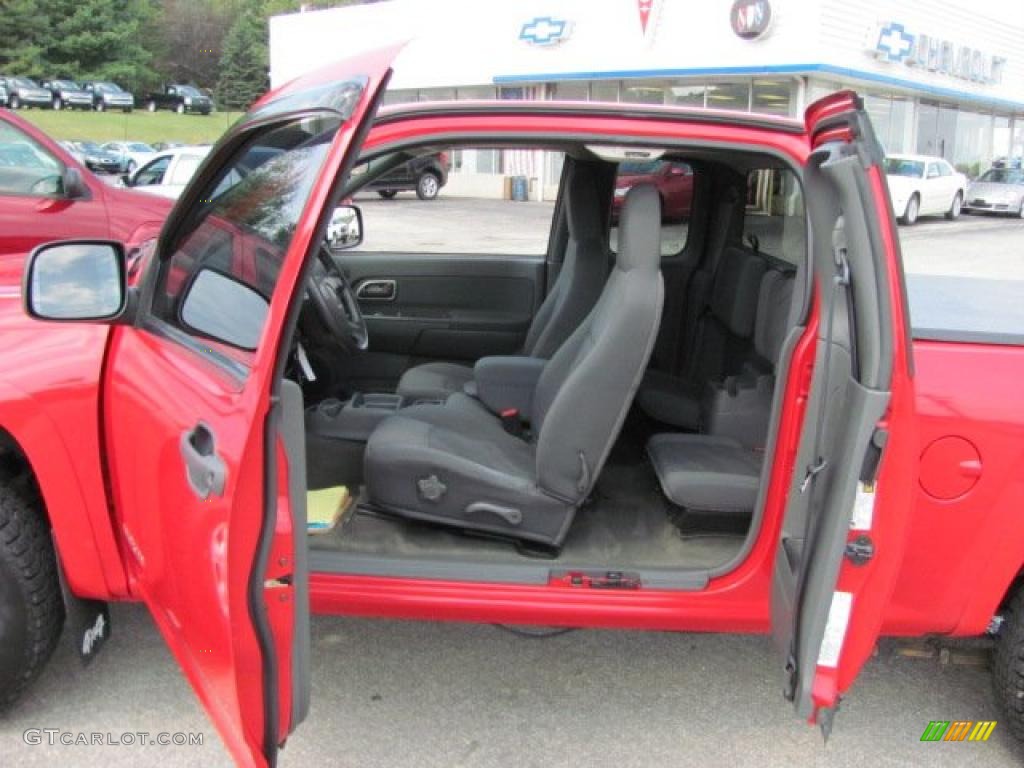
[{"xmin": 782, "ymin": 236, "xmax": 851, "ymax": 726}]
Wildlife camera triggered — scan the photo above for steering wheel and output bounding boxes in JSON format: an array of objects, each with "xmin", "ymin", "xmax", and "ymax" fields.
[{"xmin": 306, "ymin": 246, "xmax": 369, "ymax": 353}]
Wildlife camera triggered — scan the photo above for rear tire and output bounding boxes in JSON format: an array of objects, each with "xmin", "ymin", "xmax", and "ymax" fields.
[
  {"xmin": 377, "ymin": 190, "xmax": 398, "ymax": 199},
  {"xmin": 0, "ymin": 472, "xmax": 64, "ymax": 712},
  {"xmin": 52, "ymin": 97, "xmax": 62, "ymax": 111},
  {"xmin": 10, "ymin": 96, "xmax": 21, "ymax": 110},
  {"xmin": 147, "ymin": 101, "xmax": 157, "ymax": 113},
  {"xmin": 900, "ymin": 194, "xmax": 920, "ymax": 226},
  {"xmin": 96, "ymin": 101, "xmax": 106, "ymax": 112},
  {"xmin": 415, "ymin": 172, "xmax": 441, "ymax": 201},
  {"xmin": 993, "ymin": 583, "xmax": 1024, "ymax": 740},
  {"xmin": 176, "ymin": 103, "xmax": 185, "ymax": 115},
  {"xmin": 945, "ymin": 191, "xmax": 962, "ymax": 220}
]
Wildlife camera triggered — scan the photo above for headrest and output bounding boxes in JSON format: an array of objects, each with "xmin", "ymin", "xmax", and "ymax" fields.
[
  {"xmin": 565, "ymin": 164, "xmax": 601, "ymax": 241},
  {"xmin": 710, "ymin": 246, "xmax": 766, "ymax": 337},
  {"xmin": 616, "ymin": 183, "xmax": 661, "ymax": 272},
  {"xmin": 754, "ymin": 271, "xmax": 795, "ymax": 362}
]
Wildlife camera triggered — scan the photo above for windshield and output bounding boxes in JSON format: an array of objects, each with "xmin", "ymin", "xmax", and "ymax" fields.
[
  {"xmin": 618, "ymin": 160, "xmax": 662, "ymax": 175},
  {"xmin": 128, "ymin": 142, "xmax": 154, "ymax": 153},
  {"xmin": 54, "ymin": 80, "xmax": 79, "ymax": 90},
  {"xmin": 80, "ymin": 142, "xmax": 103, "ymax": 153},
  {"xmin": 13, "ymin": 78, "xmax": 38, "ymax": 88},
  {"xmin": 979, "ymin": 168, "xmax": 1024, "ymax": 185},
  {"xmin": 885, "ymin": 158, "xmax": 924, "ymax": 178},
  {"xmin": 96, "ymin": 83, "xmax": 121, "ymax": 93},
  {"xmin": 178, "ymin": 86, "xmax": 203, "ymax": 98}
]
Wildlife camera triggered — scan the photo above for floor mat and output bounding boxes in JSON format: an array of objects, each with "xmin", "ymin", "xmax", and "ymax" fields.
[{"xmin": 310, "ymin": 457, "xmax": 746, "ymax": 572}]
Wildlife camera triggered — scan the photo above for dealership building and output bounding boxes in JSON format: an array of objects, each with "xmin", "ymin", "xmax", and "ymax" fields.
[{"xmin": 270, "ymin": 0, "xmax": 1024, "ymax": 189}]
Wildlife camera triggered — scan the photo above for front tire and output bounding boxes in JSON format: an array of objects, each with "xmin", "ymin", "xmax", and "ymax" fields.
[
  {"xmin": 147, "ymin": 101, "xmax": 157, "ymax": 113},
  {"xmin": 0, "ymin": 472, "xmax": 64, "ymax": 712},
  {"xmin": 10, "ymin": 96, "xmax": 21, "ymax": 110},
  {"xmin": 52, "ymin": 97, "xmax": 62, "ymax": 111},
  {"xmin": 416, "ymin": 172, "xmax": 441, "ymax": 201},
  {"xmin": 176, "ymin": 103, "xmax": 185, "ymax": 115},
  {"xmin": 377, "ymin": 190, "xmax": 398, "ymax": 199},
  {"xmin": 900, "ymin": 194, "xmax": 920, "ymax": 226},
  {"xmin": 945, "ymin": 191, "xmax": 963, "ymax": 220},
  {"xmin": 96, "ymin": 101, "xmax": 106, "ymax": 112},
  {"xmin": 993, "ymin": 583, "xmax": 1024, "ymax": 740}
]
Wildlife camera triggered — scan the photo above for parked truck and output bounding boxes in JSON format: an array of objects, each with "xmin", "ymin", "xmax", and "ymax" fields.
[{"xmin": 1, "ymin": 48, "xmax": 1023, "ymax": 767}]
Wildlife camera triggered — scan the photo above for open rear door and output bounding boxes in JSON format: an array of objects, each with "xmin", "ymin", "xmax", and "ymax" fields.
[
  {"xmin": 771, "ymin": 92, "xmax": 918, "ymax": 734},
  {"xmin": 103, "ymin": 48, "xmax": 396, "ymax": 767}
]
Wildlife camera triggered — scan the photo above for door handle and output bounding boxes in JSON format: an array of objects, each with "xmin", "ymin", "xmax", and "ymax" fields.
[
  {"xmin": 180, "ymin": 423, "xmax": 227, "ymax": 500},
  {"xmin": 355, "ymin": 279, "xmax": 396, "ymax": 301}
]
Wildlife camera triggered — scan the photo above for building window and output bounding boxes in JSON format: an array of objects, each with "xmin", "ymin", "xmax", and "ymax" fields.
[
  {"xmin": 993, "ymin": 116, "xmax": 1012, "ymax": 160},
  {"xmin": 418, "ymin": 87, "xmax": 456, "ymax": 102},
  {"xmin": 551, "ymin": 81, "xmax": 588, "ymax": 101},
  {"xmin": 667, "ymin": 83, "xmax": 706, "ymax": 108},
  {"xmin": 751, "ymin": 79, "xmax": 794, "ymax": 117},
  {"xmin": 954, "ymin": 109, "xmax": 993, "ymax": 178},
  {"xmin": 862, "ymin": 93, "xmax": 911, "ymax": 154},
  {"xmin": 706, "ymin": 82, "xmax": 750, "ymax": 111},
  {"xmin": 1012, "ymin": 120, "xmax": 1024, "ymax": 159},
  {"xmin": 590, "ymin": 81, "xmax": 619, "ymax": 102},
  {"xmin": 456, "ymin": 86, "xmax": 495, "ymax": 100},
  {"xmin": 382, "ymin": 89, "xmax": 417, "ymax": 106},
  {"xmin": 622, "ymin": 80, "xmax": 666, "ymax": 105}
]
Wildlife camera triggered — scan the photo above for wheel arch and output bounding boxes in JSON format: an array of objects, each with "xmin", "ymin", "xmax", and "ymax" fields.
[{"xmin": 0, "ymin": 384, "xmax": 126, "ymax": 601}]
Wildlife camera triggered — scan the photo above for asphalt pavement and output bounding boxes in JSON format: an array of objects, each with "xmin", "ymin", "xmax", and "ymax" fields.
[{"xmin": 2, "ymin": 202, "xmax": 1022, "ymax": 768}]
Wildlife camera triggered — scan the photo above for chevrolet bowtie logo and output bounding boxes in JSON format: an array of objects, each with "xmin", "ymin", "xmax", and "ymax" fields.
[{"xmin": 519, "ymin": 16, "xmax": 571, "ymax": 47}]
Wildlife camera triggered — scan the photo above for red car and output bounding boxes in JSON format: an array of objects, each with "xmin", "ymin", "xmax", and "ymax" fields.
[
  {"xmin": 0, "ymin": 108, "xmax": 172, "ymax": 262},
  {"xmin": 611, "ymin": 158, "xmax": 694, "ymax": 222},
  {"xmin": 2, "ymin": 47, "xmax": 1024, "ymax": 768}
]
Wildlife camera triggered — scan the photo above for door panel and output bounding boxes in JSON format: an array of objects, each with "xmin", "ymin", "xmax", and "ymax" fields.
[
  {"xmin": 778, "ymin": 92, "xmax": 917, "ymax": 730},
  {"xmin": 335, "ymin": 252, "xmax": 545, "ymax": 391}
]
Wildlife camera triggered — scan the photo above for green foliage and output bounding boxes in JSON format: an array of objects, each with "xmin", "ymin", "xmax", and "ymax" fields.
[
  {"xmin": 216, "ymin": 1, "xmax": 269, "ymax": 110},
  {"xmin": 0, "ymin": 0, "xmax": 53, "ymax": 74}
]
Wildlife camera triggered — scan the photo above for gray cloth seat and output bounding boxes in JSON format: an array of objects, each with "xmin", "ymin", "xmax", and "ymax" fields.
[
  {"xmin": 365, "ymin": 184, "xmax": 664, "ymax": 546},
  {"xmin": 646, "ymin": 269, "xmax": 795, "ymax": 516},
  {"xmin": 396, "ymin": 162, "xmax": 608, "ymax": 403},
  {"xmin": 637, "ymin": 245, "xmax": 766, "ymax": 429}
]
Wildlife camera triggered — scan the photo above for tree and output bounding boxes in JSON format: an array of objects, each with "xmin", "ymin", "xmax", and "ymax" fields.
[
  {"xmin": 0, "ymin": 0, "xmax": 51, "ymax": 76},
  {"xmin": 152, "ymin": 0, "xmax": 233, "ymax": 91},
  {"xmin": 216, "ymin": 1, "xmax": 269, "ymax": 110}
]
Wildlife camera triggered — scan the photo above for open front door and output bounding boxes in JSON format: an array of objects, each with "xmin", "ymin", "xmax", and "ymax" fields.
[
  {"xmin": 771, "ymin": 92, "xmax": 918, "ymax": 733},
  {"xmin": 102, "ymin": 49, "xmax": 395, "ymax": 767}
]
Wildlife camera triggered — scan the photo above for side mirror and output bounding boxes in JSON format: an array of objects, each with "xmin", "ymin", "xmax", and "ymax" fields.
[
  {"xmin": 325, "ymin": 204, "xmax": 363, "ymax": 252},
  {"xmin": 24, "ymin": 241, "xmax": 126, "ymax": 322},
  {"xmin": 63, "ymin": 167, "xmax": 89, "ymax": 199},
  {"xmin": 180, "ymin": 268, "xmax": 269, "ymax": 351}
]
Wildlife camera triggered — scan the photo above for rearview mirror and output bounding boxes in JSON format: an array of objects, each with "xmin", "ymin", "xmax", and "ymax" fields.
[
  {"xmin": 325, "ymin": 204, "xmax": 363, "ymax": 252},
  {"xmin": 24, "ymin": 241, "xmax": 126, "ymax": 321},
  {"xmin": 180, "ymin": 268, "xmax": 269, "ymax": 351}
]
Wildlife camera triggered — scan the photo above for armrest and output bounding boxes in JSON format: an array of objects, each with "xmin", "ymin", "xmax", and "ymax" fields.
[{"xmin": 471, "ymin": 356, "xmax": 547, "ymax": 417}]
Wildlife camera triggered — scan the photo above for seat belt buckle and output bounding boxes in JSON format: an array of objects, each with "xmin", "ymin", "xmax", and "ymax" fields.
[{"xmin": 500, "ymin": 408, "xmax": 523, "ymax": 437}]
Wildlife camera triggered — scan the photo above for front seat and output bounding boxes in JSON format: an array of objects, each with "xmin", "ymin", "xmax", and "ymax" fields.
[
  {"xmin": 395, "ymin": 162, "xmax": 608, "ymax": 403},
  {"xmin": 365, "ymin": 184, "xmax": 664, "ymax": 547}
]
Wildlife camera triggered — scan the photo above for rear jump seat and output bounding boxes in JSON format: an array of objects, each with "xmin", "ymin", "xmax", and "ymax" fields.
[
  {"xmin": 637, "ymin": 245, "xmax": 767, "ymax": 430},
  {"xmin": 647, "ymin": 269, "xmax": 795, "ymax": 516}
]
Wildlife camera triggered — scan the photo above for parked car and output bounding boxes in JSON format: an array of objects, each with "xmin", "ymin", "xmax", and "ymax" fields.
[
  {"xmin": 0, "ymin": 107, "xmax": 171, "ymax": 259},
  {"xmin": 121, "ymin": 145, "xmax": 211, "ymax": 199},
  {"xmin": 40, "ymin": 79, "xmax": 93, "ymax": 111},
  {"xmin": 145, "ymin": 84, "xmax": 213, "ymax": 115},
  {"xmin": 151, "ymin": 141, "xmax": 186, "ymax": 152},
  {"xmin": 0, "ymin": 81, "xmax": 8, "ymax": 107},
  {"xmin": 611, "ymin": 159, "xmax": 694, "ymax": 222},
  {"xmin": 883, "ymin": 153, "xmax": 967, "ymax": 225},
  {"xmin": 365, "ymin": 151, "xmax": 449, "ymax": 199},
  {"xmin": 963, "ymin": 160, "xmax": 1024, "ymax": 217},
  {"xmin": 63, "ymin": 141, "xmax": 125, "ymax": 174},
  {"xmin": 0, "ymin": 76, "xmax": 52, "ymax": 110},
  {"xmin": 80, "ymin": 81, "xmax": 135, "ymax": 112},
  {"xmin": 4, "ymin": 54, "xmax": 1024, "ymax": 764},
  {"xmin": 100, "ymin": 141, "xmax": 156, "ymax": 174}
]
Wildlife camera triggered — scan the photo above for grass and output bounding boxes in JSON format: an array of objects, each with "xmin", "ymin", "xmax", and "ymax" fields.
[{"xmin": 17, "ymin": 108, "xmax": 245, "ymax": 145}]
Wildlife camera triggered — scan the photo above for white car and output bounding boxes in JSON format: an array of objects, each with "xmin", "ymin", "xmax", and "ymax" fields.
[
  {"xmin": 121, "ymin": 146, "xmax": 211, "ymax": 199},
  {"xmin": 101, "ymin": 141, "xmax": 156, "ymax": 174},
  {"xmin": 884, "ymin": 154, "xmax": 967, "ymax": 225}
]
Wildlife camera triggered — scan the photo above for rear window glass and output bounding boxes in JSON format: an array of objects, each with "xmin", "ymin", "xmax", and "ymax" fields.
[
  {"xmin": 610, "ymin": 160, "xmax": 694, "ymax": 256},
  {"xmin": 743, "ymin": 169, "xmax": 805, "ymax": 266}
]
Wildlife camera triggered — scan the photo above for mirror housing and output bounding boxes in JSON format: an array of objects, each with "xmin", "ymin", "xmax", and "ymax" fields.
[
  {"xmin": 325, "ymin": 204, "xmax": 363, "ymax": 252},
  {"xmin": 24, "ymin": 241, "xmax": 126, "ymax": 322},
  {"xmin": 63, "ymin": 167, "xmax": 89, "ymax": 200}
]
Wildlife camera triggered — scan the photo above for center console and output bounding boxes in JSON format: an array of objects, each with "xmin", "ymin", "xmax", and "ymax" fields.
[{"xmin": 305, "ymin": 392, "xmax": 405, "ymax": 488}]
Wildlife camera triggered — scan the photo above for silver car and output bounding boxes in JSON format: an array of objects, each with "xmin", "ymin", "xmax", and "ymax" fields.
[{"xmin": 964, "ymin": 164, "xmax": 1024, "ymax": 218}]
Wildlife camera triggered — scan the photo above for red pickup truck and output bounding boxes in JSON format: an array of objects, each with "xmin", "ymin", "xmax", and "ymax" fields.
[{"xmin": 2, "ymin": 48, "xmax": 1023, "ymax": 767}]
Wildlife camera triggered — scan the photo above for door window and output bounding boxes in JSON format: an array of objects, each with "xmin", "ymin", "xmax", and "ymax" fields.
[
  {"xmin": 610, "ymin": 160, "xmax": 695, "ymax": 256},
  {"xmin": 0, "ymin": 122, "xmax": 62, "ymax": 196},
  {"xmin": 134, "ymin": 156, "xmax": 171, "ymax": 186},
  {"xmin": 150, "ymin": 114, "xmax": 342, "ymax": 360},
  {"xmin": 168, "ymin": 153, "xmax": 204, "ymax": 185},
  {"xmin": 743, "ymin": 169, "xmax": 806, "ymax": 265}
]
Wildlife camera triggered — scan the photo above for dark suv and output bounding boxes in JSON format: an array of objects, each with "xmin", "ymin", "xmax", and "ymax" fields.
[{"xmin": 367, "ymin": 151, "xmax": 450, "ymax": 200}]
